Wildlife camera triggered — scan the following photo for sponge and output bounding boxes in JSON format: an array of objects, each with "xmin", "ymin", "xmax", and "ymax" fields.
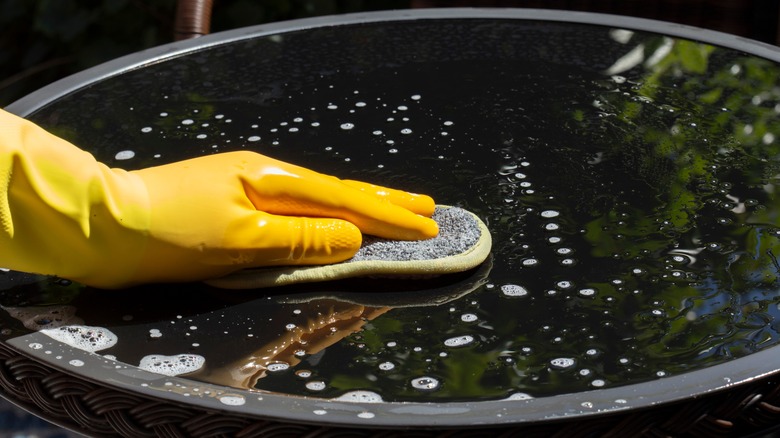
[{"xmin": 205, "ymin": 205, "xmax": 492, "ymax": 289}]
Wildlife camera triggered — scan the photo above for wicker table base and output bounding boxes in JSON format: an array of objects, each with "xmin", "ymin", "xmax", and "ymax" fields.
[{"xmin": 1, "ymin": 341, "xmax": 779, "ymax": 437}]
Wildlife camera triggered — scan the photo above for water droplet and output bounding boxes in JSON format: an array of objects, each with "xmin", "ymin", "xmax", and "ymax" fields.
[
  {"xmin": 444, "ymin": 335, "xmax": 474, "ymax": 347},
  {"xmin": 335, "ymin": 391, "xmax": 383, "ymax": 403},
  {"xmin": 411, "ymin": 94, "xmax": 421, "ymax": 100},
  {"xmin": 522, "ymin": 258, "xmax": 539, "ymax": 267},
  {"xmin": 267, "ymin": 362, "xmax": 290, "ymax": 373},
  {"xmin": 501, "ymin": 284, "xmax": 528, "ymax": 297},
  {"xmin": 400, "ymin": 128, "xmax": 412, "ymax": 134},
  {"xmin": 219, "ymin": 395, "xmax": 245, "ymax": 406},
  {"xmin": 181, "ymin": 119, "xmax": 194, "ymax": 125},
  {"xmin": 461, "ymin": 313, "xmax": 478, "ymax": 322},
  {"xmin": 550, "ymin": 358, "xmax": 575, "ymax": 369},
  {"xmin": 69, "ymin": 359, "xmax": 84, "ymax": 367},
  {"xmin": 115, "ymin": 150, "xmax": 135, "ymax": 160},
  {"xmin": 340, "ymin": 123, "xmax": 355, "ymax": 130},
  {"xmin": 579, "ymin": 288, "xmax": 596, "ymax": 297},
  {"xmin": 141, "ymin": 127, "xmax": 152, "ymax": 133},
  {"xmin": 379, "ymin": 362, "xmax": 395, "ymax": 371},
  {"xmin": 305, "ymin": 381, "xmax": 327, "ymax": 391},
  {"xmin": 541, "ymin": 210, "xmax": 560, "ymax": 218},
  {"xmin": 411, "ymin": 376, "xmax": 440, "ymax": 391},
  {"xmin": 505, "ymin": 392, "xmax": 534, "ymax": 400}
]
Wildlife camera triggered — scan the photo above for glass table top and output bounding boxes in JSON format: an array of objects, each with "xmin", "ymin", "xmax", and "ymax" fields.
[{"xmin": 5, "ymin": 8, "xmax": 780, "ymax": 427}]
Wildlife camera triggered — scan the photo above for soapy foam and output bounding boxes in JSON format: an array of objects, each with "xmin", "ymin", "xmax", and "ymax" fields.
[
  {"xmin": 41, "ymin": 325, "xmax": 117, "ymax": 352},
  {"xmin": 139, "ymin": 354, "xmax": 205, "ymax": 376}
]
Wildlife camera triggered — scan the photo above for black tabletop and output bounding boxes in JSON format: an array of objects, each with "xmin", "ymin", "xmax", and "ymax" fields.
[{"xmin": 5, "ymin": 8, "xmax": 780, "ymax": 434}]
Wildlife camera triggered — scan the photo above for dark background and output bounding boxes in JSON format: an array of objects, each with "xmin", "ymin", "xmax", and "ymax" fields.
[{"xmin": 1, "ymin": 0, "xmax": 779, "ymax": 107}]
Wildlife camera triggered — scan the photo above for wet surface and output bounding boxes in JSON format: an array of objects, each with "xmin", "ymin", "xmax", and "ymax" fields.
[{"xmin": 4, "ymin": 16, "xmax": 780, "ymax": 408}]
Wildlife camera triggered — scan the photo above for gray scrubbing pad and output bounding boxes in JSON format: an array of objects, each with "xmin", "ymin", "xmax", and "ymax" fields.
[
  {"xmin": 352, "ymin": 207, "xmax": 482, "ymax": 262},
  {"xmin": 205, "ymin": 205, "xmax": 492, "ymax": 289}
]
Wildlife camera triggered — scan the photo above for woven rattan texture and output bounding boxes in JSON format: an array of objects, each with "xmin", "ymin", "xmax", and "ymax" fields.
[{"xmin": 0, "ymin": 342, "xmax": 779, "ymax": 437}]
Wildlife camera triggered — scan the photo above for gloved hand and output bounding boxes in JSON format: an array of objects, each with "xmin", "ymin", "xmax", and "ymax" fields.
[{"xmin": 0, "ymin": 109, "xmax": 438, "ymax": 288}]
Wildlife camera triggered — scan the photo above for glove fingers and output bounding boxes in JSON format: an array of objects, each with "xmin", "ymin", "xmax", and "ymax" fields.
[
  {"xmin": 341, "ymin": 179, "xmax": 435, "ymax": 217},
  {"xmin": 244, "ymin": 171, "xmax": 439, "ymax": 241},
  {"xmin": 241, "ymin": 213, "xmax": 363, "ymax": 267}
]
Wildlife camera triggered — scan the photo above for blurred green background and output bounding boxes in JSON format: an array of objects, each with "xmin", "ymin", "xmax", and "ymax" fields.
[{"xmin": 1, "ymin": 0, "xmax": 778, "ymax": 107}]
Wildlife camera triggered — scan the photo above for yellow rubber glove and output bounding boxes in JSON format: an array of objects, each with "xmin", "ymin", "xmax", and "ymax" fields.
[{"xmin": 0, "ymin": 109, "xmax": 438, "ymax": 288}]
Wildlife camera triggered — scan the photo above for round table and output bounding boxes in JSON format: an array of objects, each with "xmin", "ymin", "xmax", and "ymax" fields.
[{"xmin": 6, "ymin": 8, "xmax": 780, "ymax": 437}]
